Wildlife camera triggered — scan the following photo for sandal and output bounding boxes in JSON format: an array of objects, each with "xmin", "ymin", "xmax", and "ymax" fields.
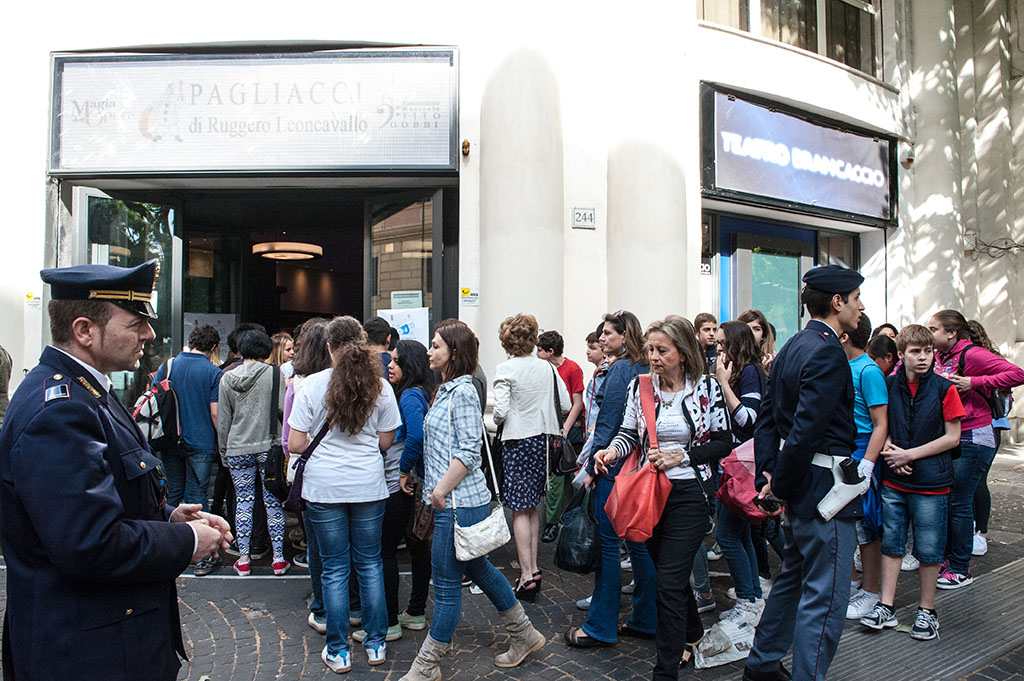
[
  {"xmin": 514, "ymin": 578, "xmax": 539, "ymax": 602},
  {"xmin": 564, "ymin": 626, "xmax": 614, "ymax": 648}
]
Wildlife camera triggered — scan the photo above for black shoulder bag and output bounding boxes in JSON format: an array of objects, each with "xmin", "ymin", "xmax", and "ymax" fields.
[
  {"xmin": 263, "ymin": 366, "xmax": 291, "ymax": 502},
  {"xmin": 550, "ymin": 366, "xmax": 578, "ymax": 475}
]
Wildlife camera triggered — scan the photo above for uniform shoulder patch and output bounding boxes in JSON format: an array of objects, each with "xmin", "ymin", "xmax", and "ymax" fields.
[{"xmin": 44, "ymin": 383, "xmax": 70, "ymax": 402}]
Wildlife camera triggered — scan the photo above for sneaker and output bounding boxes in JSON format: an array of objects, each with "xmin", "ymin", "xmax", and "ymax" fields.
[
  {"xmin": 272, "ymin": 559, "xmax": 291, "ymax": 575},
  {"xmin": 719, "ymin": 599, "xmax": 763, "ymax": 626},
  {"xmin": 694, "ymin": 591, "xmax": 716, "ymax": 613},
  {"xmin": 621, "ymin": 556, "xmax": 633, "ymax": 571},
  {"xmin": 293, "ymin": 552, "xmax": 309, "ymax": 569},
  {"xmin": 353, "ymin": 625, "xmax": 402, "ymax": 642},
  {"xmin": 292, "ymin": 538, "xmax": 308, "ymax": 551},
  {"xmin": 397, "ymin": 540, "xmax": 407, "ymax": 551},
  {"xmin": 469, "ymin": 583, "xmax": 484, "ymax": 595},
  {"xmin": 707, "ymin": 542, "xmax": 724, "ymax": 561},
  {"xmin": 308, "ymin": 611, "xmax": 327, "ymax": 634},
  {"xmin": 902, "ymin": 554, "xmax": 920, "ymax": 571},
  {"xmin": 846, "ymin": 589, "xmax": 880, "ymax": 620},
  {"xmin": 366, "ymin": 643, "xmax": 387, "ymax": 666},
  {"xmin": 461, "ymin": 575, "xmax": 473, "ymax": 587},
  {"xmin": 621, "ymin": 579, "xmax": 635, "ymax": 594},
  {"xmin": 859, "ymin": 602, "xmax": 898, "ymax": 630},
  {"xmin": 224, "ymin": 541, "xmax": 241, "ymax": 557},
  {"xmin": 233, "ymin": 559, "xmax": 251, "ymax": 576},
  {"xmin": 910, "ymin": 608, "xmax": 940, "ymax": 641},
  {"xmin": 398, "ymin": 610, "xmax": 427, "ymax": 630},
  {"xmin": 349, "ymin": 610, "xmax": 362, "ymax": 627},
  {"xmin": 193, "ymin": 555, "xmax": 221, "ymax": 576},
  {"xmin": 936, "ymin": 568, "xmax": 973, "ymax": 590},
  {"xmin": 972, "ymin": 532, "xmax": 988, "ymax": 556},
  {"xmin": 321, "ymin": 646, "xmax": 352, "ymax": 674},
  {"xmin": 853, "ymin": 546, "xmax": 863, "ymax": 572},
  {"xmin": 576, "ymin": 595, "xmax": 592, "ymax": 610}
]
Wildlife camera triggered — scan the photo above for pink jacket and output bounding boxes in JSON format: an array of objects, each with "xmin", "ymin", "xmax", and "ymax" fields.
[{"xmin": 933, "ymin": 338, "xmax": 1024, "ymax": 431}]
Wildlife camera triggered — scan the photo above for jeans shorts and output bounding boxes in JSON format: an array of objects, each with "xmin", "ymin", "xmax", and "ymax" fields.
[
  {"xmin": 856, "ymin": 519, "xmax": 880, "ymax": 545},
  {"xmin": 880, "ymin": 485, "xmax": 947, "ymax": 564}
]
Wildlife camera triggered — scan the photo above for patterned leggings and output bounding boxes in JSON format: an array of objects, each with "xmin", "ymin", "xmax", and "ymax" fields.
[{"xmin": 227, "ymin": 451, "xmax": 286, "ymax": 561}]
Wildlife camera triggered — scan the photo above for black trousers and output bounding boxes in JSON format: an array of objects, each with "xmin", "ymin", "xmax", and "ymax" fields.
[
  {"xmin": 646, "ymin": 479, "xmax": 710, "ymax": 681},
  {"xmin": 381, "ymin": 490, "xmax": 432, "ymax": 622}
]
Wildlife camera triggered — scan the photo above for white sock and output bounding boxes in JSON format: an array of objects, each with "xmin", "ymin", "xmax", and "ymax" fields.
[{"xmin": 861, "ymin": 589, "xmax": 879, "ymax": 598}]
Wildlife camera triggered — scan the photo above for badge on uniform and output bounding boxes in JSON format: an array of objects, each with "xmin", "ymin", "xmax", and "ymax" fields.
[{"xmin": 45, "ymin": 384, "xmax": 70, "ymax": 402}]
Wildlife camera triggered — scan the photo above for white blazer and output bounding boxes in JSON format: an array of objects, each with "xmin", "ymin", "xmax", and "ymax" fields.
[{"xmin": 492, "ymin": 355, "xmax": 571, "ymax": 441}]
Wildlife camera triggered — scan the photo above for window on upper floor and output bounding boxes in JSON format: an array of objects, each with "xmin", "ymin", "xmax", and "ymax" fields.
[{"xmin": 699, "ymin": 0, "xmax": 882, "ymax": 78}]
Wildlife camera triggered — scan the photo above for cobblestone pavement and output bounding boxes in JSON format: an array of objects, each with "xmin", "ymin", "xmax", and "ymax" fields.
[{"xmin": 2, "ymin": 449, "xmax": 1023, "ymax": 680}]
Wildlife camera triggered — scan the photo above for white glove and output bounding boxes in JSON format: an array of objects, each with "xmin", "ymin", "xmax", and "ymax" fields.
[{"xmin": 857, "ymin": 458, "xmax": 874, "ymax": 495}]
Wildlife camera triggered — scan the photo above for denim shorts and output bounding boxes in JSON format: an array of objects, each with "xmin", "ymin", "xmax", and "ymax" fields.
[
  {"xmin": 880, "ymin": 485, "xmax": 947, "ymax": 564},
  {"xmin": 855, "ymin": 519, "xmax": 880, "ymax": 545}
]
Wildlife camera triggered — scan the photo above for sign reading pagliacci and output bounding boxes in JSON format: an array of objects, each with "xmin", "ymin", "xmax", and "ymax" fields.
[{"xmin": 50, "ymin": 50, "xmax": 458, "ymax": 174}]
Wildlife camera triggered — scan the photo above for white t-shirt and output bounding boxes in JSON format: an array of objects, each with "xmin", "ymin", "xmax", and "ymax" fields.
[
  {"xmin": 288, "ymin": 370, "xmax": 402, "ymax": 503},
  {"xmin": 653, "ymin": 390, "xmax": 696, "ymax": 481}
]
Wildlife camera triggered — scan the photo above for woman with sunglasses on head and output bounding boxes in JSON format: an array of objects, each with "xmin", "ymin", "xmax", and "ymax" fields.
[
  {"xmin": 400, "ymin": 323, "xmax": 545, "ymax": 681},
  {"xmin": 566, "ymin": 310, "xmax": 657, "ymax": 648},
  {"xmin": 713, "ymin": 321, "xmax": 770, "ymax": 626},
  {"xmin": 594, "ymin": 315, "xmax": 732, "ymax": 677}
]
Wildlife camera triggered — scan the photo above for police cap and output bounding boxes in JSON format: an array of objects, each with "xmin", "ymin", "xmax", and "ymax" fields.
[
  {"xmin": 40, "ymin": 259, "xmax": 159, "ymax": 319},
  {"xmin": 801, "ymin": 264, "xmax": 864, "ymax": 294}
]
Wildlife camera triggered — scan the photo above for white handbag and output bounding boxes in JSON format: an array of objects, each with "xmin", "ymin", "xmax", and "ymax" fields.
[{"xmin": 448, "ymin": 395, "xmax": 510, "ymax": 562}]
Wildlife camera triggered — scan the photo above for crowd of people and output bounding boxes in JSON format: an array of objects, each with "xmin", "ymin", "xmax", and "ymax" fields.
[{"xmin": 2, "ymin": 257, "xmax": 1022, "ymax": 681}]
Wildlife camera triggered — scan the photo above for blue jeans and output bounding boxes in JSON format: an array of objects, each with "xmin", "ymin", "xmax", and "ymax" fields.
[
  {"xmin": 306, "ymin": 500, "xmax": 387, "ymax": 654},
  {"xmin": 429, "ymin": 505, "xmax": 517, "ymax": 643},
  {"xmin": 691, "ymin": 541, "xmax": 710, "ymax": 593},
  {"xmin": 162, "ymin": 445, "xmax": 215, "ymax": 511},
  {"xmin": 717, "ymin": 503, "xmax": 762, "ymax": 601},
  {"xmin": 583, "ymin": 475, "xmax": 657, "ymax": 642},
  {"xmin": 880, "ymin": 486, "xmax": 947, "ymax": 564},
  {"xmin": 947, "ymin": 442, "xmax": 996, "ymax": 573},
  {"xmin": 303, "ymin": 511, "xmax": 324, "ymax": 619}
]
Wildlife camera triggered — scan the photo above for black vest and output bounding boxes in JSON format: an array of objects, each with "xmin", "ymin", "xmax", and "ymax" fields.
[{"xmin": 883, "ymin": 368, "xmax": 955, "ymax": 490}]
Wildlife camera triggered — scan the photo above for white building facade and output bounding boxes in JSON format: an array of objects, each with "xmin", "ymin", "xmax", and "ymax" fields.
[{"xmin": 2, "ymin": 0, "xmax": 1023, "ymax": 432}]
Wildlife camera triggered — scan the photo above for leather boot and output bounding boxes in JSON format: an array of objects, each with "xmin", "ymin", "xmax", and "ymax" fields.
[
  {"xmin": 399, "ymin": 634, "xmax": 449, "ymax": 681},
  {"xmin": 494, "ymin": 602, "xmax": 546, "ymax": 668}
]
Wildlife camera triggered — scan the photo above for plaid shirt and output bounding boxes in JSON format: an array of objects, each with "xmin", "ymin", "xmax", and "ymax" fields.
[{"xmin": 422, "ymin": 375, "xmax": 492, "ymax": 508}]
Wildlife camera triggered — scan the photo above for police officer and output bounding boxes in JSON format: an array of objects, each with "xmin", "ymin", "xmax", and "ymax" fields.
[
  {"xmin": 743, "ymin": 265, "xmax": 865, "ymax": 681},
  {"xmin": 0, "ymin": 260, "xmax": 232, "ymax": 681}
]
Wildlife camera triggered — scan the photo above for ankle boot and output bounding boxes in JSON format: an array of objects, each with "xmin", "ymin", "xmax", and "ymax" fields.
[
  {"xmin": 400, "ymin": 634, "xmax": 449, "ymax": 681},
  {"xmin": 494, "ymin": 601, "xmax": 546, "ymax": 668}
]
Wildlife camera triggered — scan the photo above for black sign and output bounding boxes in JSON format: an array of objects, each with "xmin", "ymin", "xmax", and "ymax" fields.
[{"xmin": 703, "ymin": 87, "xmax": 894, "ymax": 224}]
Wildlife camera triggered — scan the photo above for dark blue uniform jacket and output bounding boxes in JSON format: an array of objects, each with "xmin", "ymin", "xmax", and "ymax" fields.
[
  {"xmin": 753, "ymin": 320, "xmax": 860, "ymax": 519},
  {"xmin": 0, "ymin": 347, "xmax": 194, "ymax": 681}
]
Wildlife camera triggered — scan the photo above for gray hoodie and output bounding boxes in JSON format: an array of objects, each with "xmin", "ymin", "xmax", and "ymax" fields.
[{"xmin": 218, "ymin": 361, "xmax": 285, "ymax": 459}]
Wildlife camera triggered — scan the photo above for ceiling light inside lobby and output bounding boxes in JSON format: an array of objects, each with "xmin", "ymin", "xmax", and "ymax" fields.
[{"xmin": 252, "ymin": 241, "xmax": 323, "ymax": 260}]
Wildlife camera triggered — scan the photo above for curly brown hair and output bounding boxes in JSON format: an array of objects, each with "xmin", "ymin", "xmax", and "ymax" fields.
[
  {"xmin": 324, "ymin": 316, "xmax": 381, "ymax": 436},
  {"xmin": 498, "ymin": 313, "xmax": 539, "ymax": 357}
]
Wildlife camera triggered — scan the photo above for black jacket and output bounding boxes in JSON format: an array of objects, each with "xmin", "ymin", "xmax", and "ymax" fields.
[{"xmin": 883, "ymin": 367, "xmax": 956, "ymax": 491}]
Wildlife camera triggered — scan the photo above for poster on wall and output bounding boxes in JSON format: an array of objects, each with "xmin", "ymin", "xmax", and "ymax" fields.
[{"xmin": 377, "ymin": 307, "xmax": 430, "ymax": 347}]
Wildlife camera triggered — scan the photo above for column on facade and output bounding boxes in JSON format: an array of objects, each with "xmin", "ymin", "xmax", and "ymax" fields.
[
  {"xmin": 477, "ymin": 49, "xmax": 564, "ymax": 377},
  {"xmin": 904, "ymin": 0, "xmax": 966, "ymax": 318}
]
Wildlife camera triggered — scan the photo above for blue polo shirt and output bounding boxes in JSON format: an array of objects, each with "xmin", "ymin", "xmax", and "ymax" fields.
[
  {"xmin": 154, "ymin": 352, "xmax": 223, "ymax": 453},
  {"xmin": 850, "ymin": 353, "xmax": 888, "ymax": 436}
]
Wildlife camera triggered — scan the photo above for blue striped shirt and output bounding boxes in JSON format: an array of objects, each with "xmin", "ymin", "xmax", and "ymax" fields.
[{"xmin": 422, "ymin": 375, "xmax": 492, "ymax": 508}]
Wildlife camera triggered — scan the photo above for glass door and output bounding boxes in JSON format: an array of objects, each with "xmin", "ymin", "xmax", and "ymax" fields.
[
  {"xmin": 74, "ymin": 187, "xmax": 181, "ymax": 405},
  {"xmin": 733, "ymin": 233, "xmax": 814, "ymax": 347}
]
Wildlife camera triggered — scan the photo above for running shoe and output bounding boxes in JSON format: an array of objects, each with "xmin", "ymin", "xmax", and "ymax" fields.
[
  {"xmin": 901, "ymin": 554, "xmax": 920, "ymax": 571},
  {"xmin": 972, "ymin": 532, "xmax": 988, "ymax": 556},
  {"xmin": 398, "ymin": 610, "xmax": 427, "ymax": 630},
  {"xmin": 859, "ymin": 602, "xmax": 897, "ymax": 630},
  {"xmin": 707, "ymin": 542, "xmax": 724, "ymax": 561},
  {"xmin": 694, "ymin": 591, "xmax": 716, "ymax": 614},
  {"xmin": 272, "ymin": 559, "xmax": 291, "ymax": 576},
  {"xmin": 621, "ymin": 579, "xmax": 635, "ymax": 594},
  {"xmin": 366, "ymin": 643, "xmax": 387, "ymax": 666},
  {"xmin": 353, "ymin": 625, "xmax": 402, "ymax": 642},
  {"xmin": 321, "ymin": 646, "xmax": 351, "ymax": 674},
  {"xmin": 719, "ymin": 599, "xmax": 764, "ymax": 626},
  {"xmin": 576, "ymin": 595, "xmax": 592, "ymax": 610},
  {"xmin": 846, "ymin": 589, "xmax": 880, "ymax": 620},
  {"xmin": 910, "ymin": 608, "xmax": 940, "ymax": 641},
  {"xmin": 233, "ymin": 559, "xmax": 251, "ymax": 577},
  {"xmin": 308, "ymin": 612, "xmax": 327, "ymax": 634},
  {"xmin": 292, "ymin": 552, "xmax": 309, "ymax": 569},
  {"xmin": 936, "ymin": 568, "xmax": 973, "ymax": 590}
]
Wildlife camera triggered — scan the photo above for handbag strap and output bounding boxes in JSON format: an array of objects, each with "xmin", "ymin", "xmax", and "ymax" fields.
[
  {"xmin": 639, "ymin": 374, "xmax": 659, "ymax": 451},
  {"xmin": 300, "ymin": 420, "xmax": 332, "ymax": 464},
  {"xmin": 552, "ymin": 365, "xmax": 566, "ymax": 431},
  {"xmin": 269, "ymin": 364, "xmax": 280, "ymax": 440}
]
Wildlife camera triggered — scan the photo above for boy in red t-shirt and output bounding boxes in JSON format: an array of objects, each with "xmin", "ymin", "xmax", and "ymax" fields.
[
  {"xmin": 537, "ymin": 330, "xmax": 585, "ymax": 542},
  {"xmin": 860, "ymin": 324, "xmax": 964, "ymax": 641}
]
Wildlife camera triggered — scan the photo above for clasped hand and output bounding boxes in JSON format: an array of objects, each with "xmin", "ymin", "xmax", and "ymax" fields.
[
  {"xmin": 881, "ymin": 443, "xmax": 915, "ymax": 473},
  {"xmin": 170, "ymin": 503, "xmax": 233, "ymax": 564},
  {"xmin": 647, "ymin": 448, "xmax": 684, "ymax": 471}
]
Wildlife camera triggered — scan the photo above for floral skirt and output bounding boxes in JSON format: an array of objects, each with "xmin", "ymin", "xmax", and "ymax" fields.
[{"xmin": 500, "ymin": 434, "xmax": 548, "ymax": 511}]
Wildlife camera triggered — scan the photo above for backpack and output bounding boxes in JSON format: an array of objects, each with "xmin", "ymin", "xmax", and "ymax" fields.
[
  {"xmin": 955, "ymin": 344, "xmax": 1007, "ymax": 421},
  {"xmin": 132, "ymin": 357, "xmax": 183, "ymax": 452}
]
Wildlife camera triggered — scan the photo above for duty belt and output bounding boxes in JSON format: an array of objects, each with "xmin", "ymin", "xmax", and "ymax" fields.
[{"xmin": 811, "ymin": 453, "xmax": 845, "ymax": 468}]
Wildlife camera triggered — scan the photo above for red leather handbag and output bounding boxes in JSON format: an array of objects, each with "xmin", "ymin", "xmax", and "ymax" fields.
[{"xmin": 604, "ymin": 375, "xmax": 673, "ymax": 542}]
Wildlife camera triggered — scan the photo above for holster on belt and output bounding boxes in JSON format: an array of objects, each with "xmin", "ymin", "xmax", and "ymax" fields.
[{"xmin": 814, "ymin": 453, "xmax": 869, "ymax": 521}]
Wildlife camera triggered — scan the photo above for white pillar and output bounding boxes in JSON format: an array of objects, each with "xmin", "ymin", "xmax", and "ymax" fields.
[{"xmin": 477, "ymin": 49, "xmax": 564, "ymax": 377}]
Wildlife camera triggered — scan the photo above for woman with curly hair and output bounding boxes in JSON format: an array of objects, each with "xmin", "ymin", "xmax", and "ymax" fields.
[
  {"xmin": 493, "ymin": 313, "xmax": 570, "ymax": 600},
  {"xmin": 737, "ymin": 309, "xmax": 776, "ymax": 373},
  {"xmin": 288, "ymin": 316, "xmax": 403, "ymax": 673}
]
